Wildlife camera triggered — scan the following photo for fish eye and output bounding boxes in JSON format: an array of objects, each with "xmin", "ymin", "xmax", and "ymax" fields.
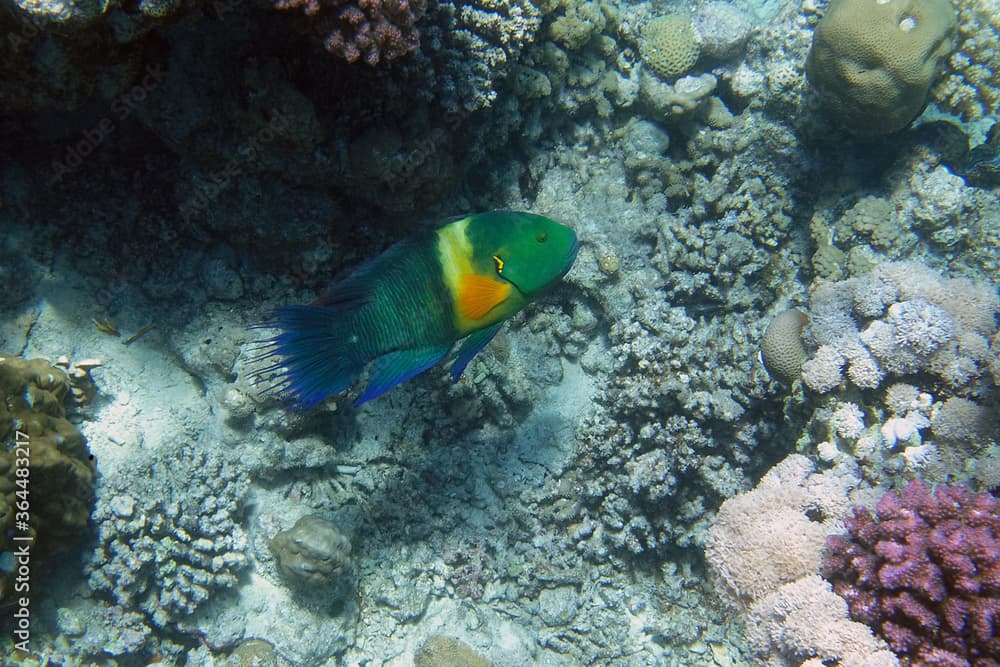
[{"xmin": 536, "ymin": 232, "xmax": 548, "ymax": 243}]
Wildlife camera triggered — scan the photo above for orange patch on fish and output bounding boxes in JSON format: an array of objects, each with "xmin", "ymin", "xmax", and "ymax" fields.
[{"xmin": 458, "ymin": 274, "xmax": 511, "ymax": 320}]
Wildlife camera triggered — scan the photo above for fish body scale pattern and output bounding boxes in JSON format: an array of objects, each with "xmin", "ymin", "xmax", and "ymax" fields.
[{"xmin": 351, "ymin": 239, "xmax": 457, "ymax": 357}]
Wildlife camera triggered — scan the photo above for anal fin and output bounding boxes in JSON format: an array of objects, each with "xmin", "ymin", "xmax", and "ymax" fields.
[
  {"xmin": 355, "ymin": 345, "xmax": 452, "ymax": 406},
  {"xmin": 451, "ymin": 323, "xmax": 503, "ymax": 381}
]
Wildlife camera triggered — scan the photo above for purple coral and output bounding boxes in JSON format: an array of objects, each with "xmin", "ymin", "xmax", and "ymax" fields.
[
  {"xmin": 822, "ymin": 481, "xmax": 1000, "ymax": 667},
  {"xmin": 275, "ymin": 0, "xmax": 425, "ymax": 65}
]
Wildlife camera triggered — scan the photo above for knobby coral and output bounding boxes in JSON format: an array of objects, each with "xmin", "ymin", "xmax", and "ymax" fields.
[
  {"xmin": 0, "ymin": 353, "xmax": 95, "ymax": 598},
  {"xmin": 823, "ymin": 480, "xmax": 1000, "ymax": 666},
  {"xmin": 275, "ymin": 0, "xmax": 426, "ymax": 65}
]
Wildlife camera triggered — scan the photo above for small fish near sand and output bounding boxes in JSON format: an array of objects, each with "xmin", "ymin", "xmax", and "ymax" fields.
[{"xmin": 253, "ymin": 211, "xmax": 579, "ymax": 408}]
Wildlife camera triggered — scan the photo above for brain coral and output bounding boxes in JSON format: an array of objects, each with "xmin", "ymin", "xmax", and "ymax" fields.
[
  {"xmin": 270, "ymin": 514, "xmax": 352, "ymax": 587},
  {"xmin": 760, "ymin": 308, "xmax": 809, "ymax": 384},
  {"xmin": 640, "ymin": 14, "xmax": 700, "ymax": 81},
  {"xmin": 806, "ymin": 0, "xmax": 958, "ymax": 136}
]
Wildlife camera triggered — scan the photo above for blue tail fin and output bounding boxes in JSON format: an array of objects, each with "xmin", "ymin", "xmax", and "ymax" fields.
[{"xmin": 251, "ymin": 305, "xmax": 364, "ymax": 409}]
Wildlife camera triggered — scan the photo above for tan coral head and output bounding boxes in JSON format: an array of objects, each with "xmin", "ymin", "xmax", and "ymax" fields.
[
  {"xmin": 760, "ymin": 308, "xmax": 810, "ymax": 384},
  {"xmin": 806, "ymin": 0, "xmax": 957, "ymax": 136}
]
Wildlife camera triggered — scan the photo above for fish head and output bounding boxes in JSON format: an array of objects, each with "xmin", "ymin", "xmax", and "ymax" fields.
[{"xmin": 471, "ymin": 211, "xmax": 579, "ymax": 297}]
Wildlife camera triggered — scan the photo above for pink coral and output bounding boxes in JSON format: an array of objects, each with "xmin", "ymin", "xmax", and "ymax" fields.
[
  {"xmin": 823, "ymin": 481, "xmax": 1000, "ymax": 667},
  {"xmin": 275, "ymin": 0, "xmax": 425, "ymax": 65}
]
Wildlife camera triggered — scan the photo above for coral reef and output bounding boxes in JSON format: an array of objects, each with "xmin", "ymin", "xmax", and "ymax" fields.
[
  {"xmin": 806, "ymin": 0, "xmax": 958, "ymax": 135},
  {"xmin": 808, "ymin": 151, "xmax": 1000, "ymax": 279},
  {"xmin": 823, "ymin": 480, "xmax": 1000, "ymax": 666},
  {"xmin": 274, "ymin": 0, "xmax": 426, "ymax": 65},
  {"xmin": 692, "ymin": 1, "xmax": 752, "ymax": 61},
  {"xmin": 56, "ymin": 602, "xmax": 153, "ymax": 658},
  {"xmin": 790, "ymin": 261, "xmax": 999, "ymax": 480},
  {"xmin": 705, "ymin": 454, "xmax": 898, "ymax": 666},
  {"xmin": 0, "ymin": 353, "xmax": 95, "ymax": 598},
  {"xmin": 548, "ymin": 0, "xmax": 605, "ymax": 51},
  {"xmin": 409, "ymin": 0, "xmax": 544, "ymax": 112},
  {"xmin": 2, "ymin": 0, "xmax": 998, "ymax": 661},
  {"xmin": 0, "ymin": 0, "xmax": 148, "ymax": 113},
  {"xmin": 572, "ymin": 294, "xmax": 764, "ymax": 555},
  {"xmin": 85, "ymin": 445, "xmax": 249, "ymax": 627}
]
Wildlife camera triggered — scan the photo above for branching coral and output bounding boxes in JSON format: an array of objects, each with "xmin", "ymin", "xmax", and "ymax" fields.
[
  {"xmin": 570, "ymin": 295, "xmax": 769, "ymax": 556},
  {"xmin": 935, "ymin": 0, "xmax": 1000, "ymax": 122},
  {"xmin": 823, "ymin": 480, "xmax": 1000, "ymax": 666},
  {"xmin": 801, "ymin": 262, "xmax": 999, "ymax": 395},
  {"xmin": 86, "ymin": 445, "xmax": 249, "ymax": 627},
  {"xmin": 275, "ymin": 0, "xmax": 426, "ymax": 65}
]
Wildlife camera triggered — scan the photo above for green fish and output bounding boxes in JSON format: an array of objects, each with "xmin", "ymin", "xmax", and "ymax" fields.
[{"xmin": 254, "ymin": 211, "xmax": 579, "ymax": 407}]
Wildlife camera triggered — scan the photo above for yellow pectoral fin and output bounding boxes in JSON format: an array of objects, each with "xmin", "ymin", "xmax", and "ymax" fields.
[{"xmin": 458, "ymin": 274, "xmax": 511, "ymax": 320}]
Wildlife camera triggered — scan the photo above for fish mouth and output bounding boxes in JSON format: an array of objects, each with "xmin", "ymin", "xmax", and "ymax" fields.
[
  {"xmin": 567, "ymin": 235, "xmax": 580, "ymax": 266},
  {"xmin": 558, "ymin": 234, "xmax": 579, "ymax": 277}
]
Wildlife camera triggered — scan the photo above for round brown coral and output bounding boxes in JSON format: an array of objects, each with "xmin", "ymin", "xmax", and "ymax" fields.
[
  {"xmin": 640, "ymin": 14, "xmax": 700, "ymax": 81},
  {"xmin": 806, "ymin": 0, "xmax": 957, "ymax": 136},
  {"xmin": 760, "ymin": 308, "xmax": 809, "ymax": 384}
]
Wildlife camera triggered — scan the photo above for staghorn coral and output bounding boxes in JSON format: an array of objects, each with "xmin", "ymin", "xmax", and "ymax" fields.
[
  {"xmin": 274, "ymin": 0, "xmax": 426, "ymax": 65},
  {"xmin": 85, "ymin": 445, "xmax": 249, "ymax": 627},
  {"xmin": 806, "ymin": 0, "xmax": 958, "ymax": 136},
  {"xmin": 823, "ymin": 480, "xmax": 1000, "ymax": 666}
]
